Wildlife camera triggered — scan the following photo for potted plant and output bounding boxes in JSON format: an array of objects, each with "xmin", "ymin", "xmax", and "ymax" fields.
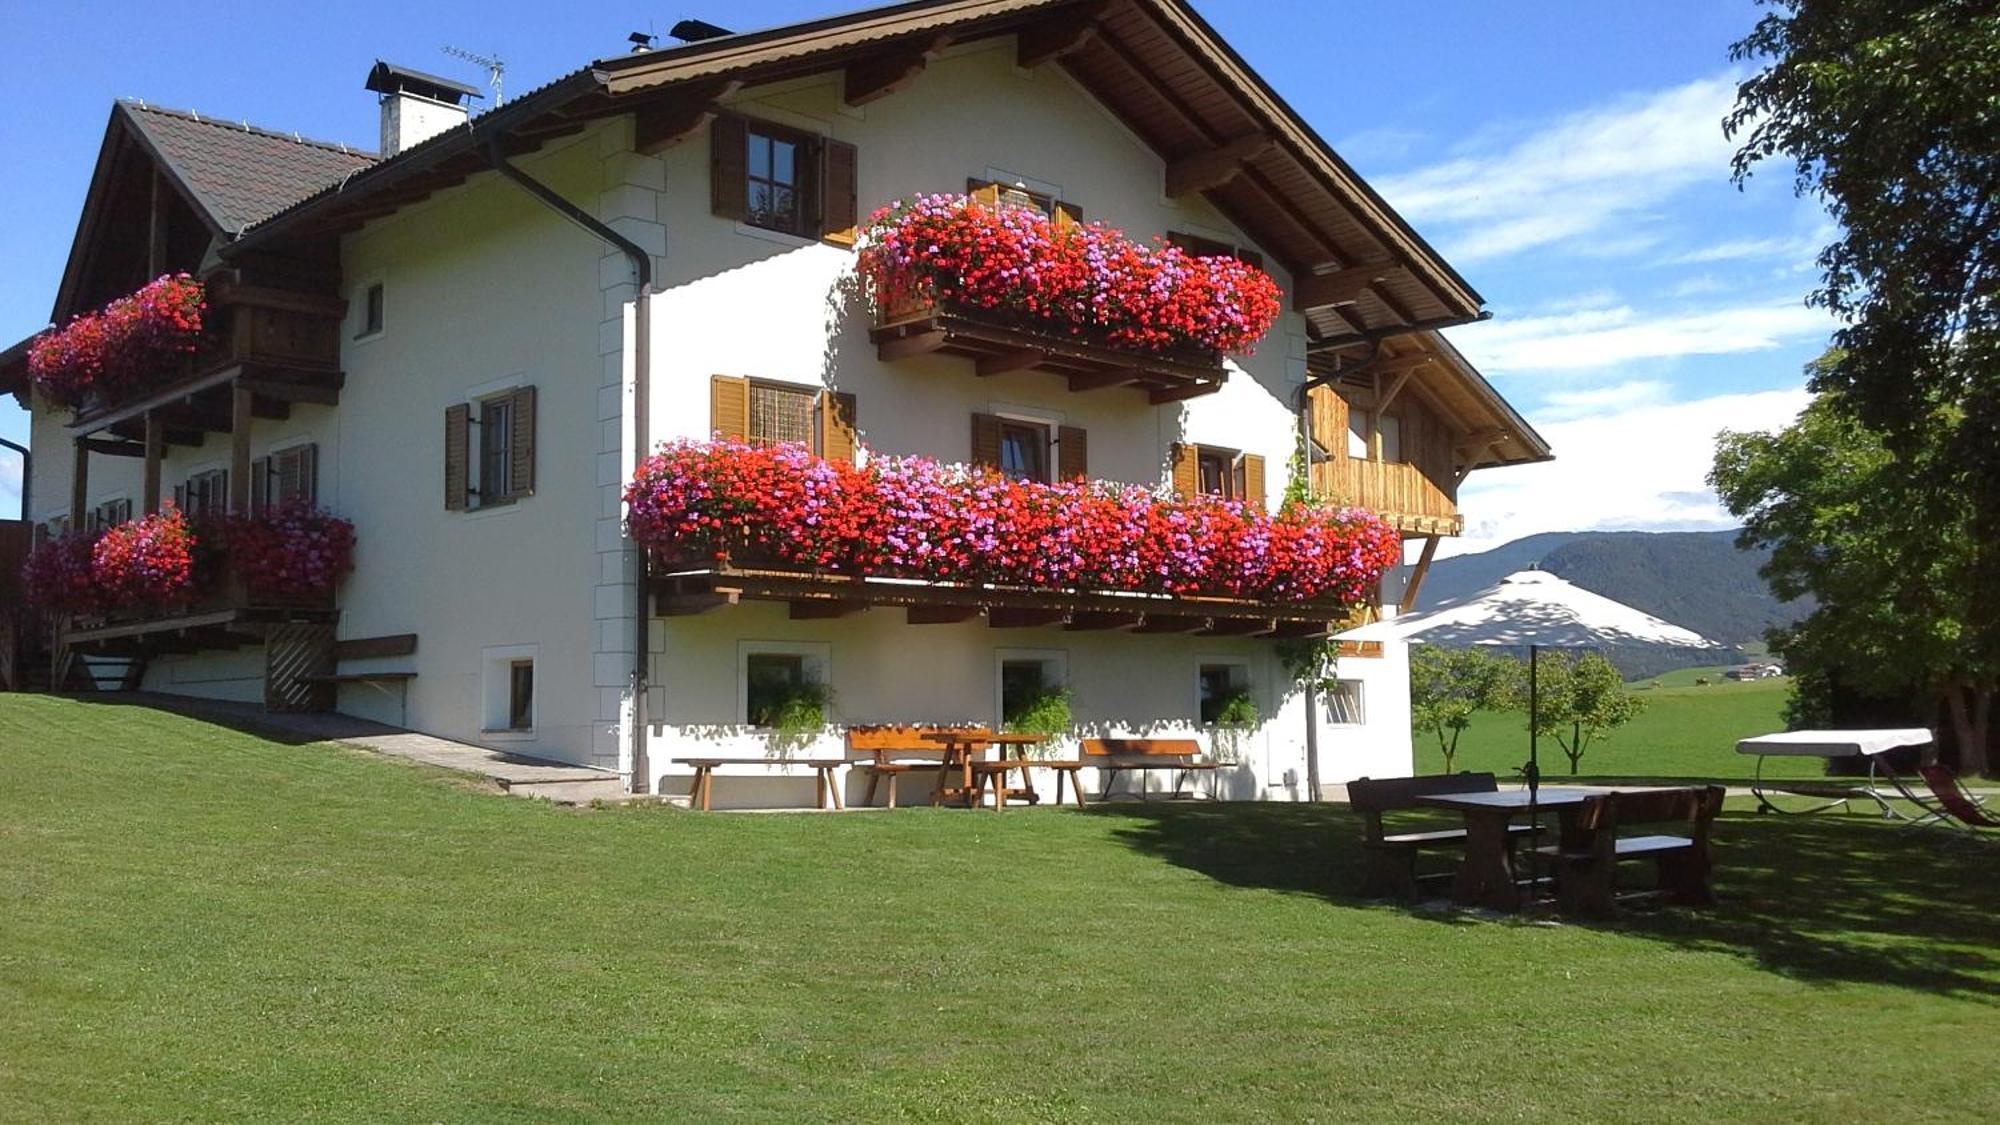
[{"xmin": 1207, "ymin": 688, "xmax": 1258, "ymax": 763}]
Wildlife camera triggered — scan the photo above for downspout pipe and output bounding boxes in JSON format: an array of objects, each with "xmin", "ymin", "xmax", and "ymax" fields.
[
  {"xmin": 484, "ymin": 139, "xmax": 655, "ymax": 793},
  {"xmin": 1294, "ymin": 383, "xmax": 1321, "ymax": 801}
]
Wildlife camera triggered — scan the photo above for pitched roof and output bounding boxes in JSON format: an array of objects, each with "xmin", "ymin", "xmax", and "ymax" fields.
[{"xmin": 121, "ymin": 102, "xmax": 376, "ymax": 235}]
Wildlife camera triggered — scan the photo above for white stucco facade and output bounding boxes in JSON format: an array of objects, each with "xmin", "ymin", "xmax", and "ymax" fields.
[{"xmin": 25, "ymin": 36, "xmax": 1425, "ymax": 802}]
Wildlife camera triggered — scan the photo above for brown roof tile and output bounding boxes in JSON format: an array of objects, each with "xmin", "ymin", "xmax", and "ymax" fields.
[{"xmin": 122, "ymin": 102, "xmax": 377, "ymax": 235}]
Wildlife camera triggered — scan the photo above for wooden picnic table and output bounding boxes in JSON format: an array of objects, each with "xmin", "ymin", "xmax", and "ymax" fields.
[
  {"xmin": 922, "ymin": 731, "xmax": 1049, "ymax": 809},
  {"xmin": 1413, "ymin": 788, "xmax": 1598, "ymax": 911}
]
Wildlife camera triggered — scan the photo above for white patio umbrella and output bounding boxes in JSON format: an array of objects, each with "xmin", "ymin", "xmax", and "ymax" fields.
[
  {"xmin": 1336, "ymin": 569, "xmax": 1720, "ymax": 899},
  {"xmin": 1338, "ymin": 569, "xmax": 1718, "ymax": 789}
]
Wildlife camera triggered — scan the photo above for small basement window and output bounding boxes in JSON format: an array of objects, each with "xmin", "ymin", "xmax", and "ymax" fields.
[
  {"xmin": 998, "ymin": 651, "xmax": 1068, "ymax": 732},
  {"xmin": 481, "ymin": 645, "xmax": 537, "ymax": 736},
  {"xmin": 740, "ymin": 644, "xmax": 830, "ymax": 729}
]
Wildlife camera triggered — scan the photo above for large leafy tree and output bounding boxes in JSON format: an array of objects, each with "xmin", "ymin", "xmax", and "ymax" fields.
[
  {"xmin": 1408, "ymin": 645, "xmax": 1521, "ymax": 774},
  {"xmin": 1726, "ymin": 1, "xmax": 2000, "ymax": 744},
  {"xmin": 1522, "ymin": 652, "xmax": 1646, "ymax": 776},
  {"xmin": 1712, "ymin": 385, "xmax": 1991, "ymax": 773}
]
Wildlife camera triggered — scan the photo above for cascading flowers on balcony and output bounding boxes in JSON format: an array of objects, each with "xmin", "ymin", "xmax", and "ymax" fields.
[
  {"xmin": 626, "ymin": 440, "xmax": 1400, "ymax": 606},
  {"xmin": 857, "ymin": 194, "xmax": 1282, "ymax": 357},
  {"xmin": 20, "ymin": 505, "xmax": 355, "ymax": 616},
  {"xmin": 27, "ymin": 273, "xmax": 207, "ymax": 409}
]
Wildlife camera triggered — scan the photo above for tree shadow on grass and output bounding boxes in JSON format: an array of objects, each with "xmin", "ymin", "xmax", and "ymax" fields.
[{"xmin": 1088, "ymin": 801, "xmax": 2000, "ymax": 1000}]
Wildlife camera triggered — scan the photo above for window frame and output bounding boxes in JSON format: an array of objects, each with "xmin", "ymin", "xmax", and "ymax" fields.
[
  {"xmin": 355, "ymin": 281, "xmax": 385, "ymax": 340},
  {"xmin": 994, "ymin": 648, "xmax": 1068, "ymax": 730},
  {"xmin": 1196, "ymin": 660, "xmax": 1253, "ymax": 727},
  {"xmin": 481, "ymin": 644, "xmax": 538, "ymax": 739},
  {"xmin": 996, "ymin": 418, "xmax": 1053, "ymax": 484},
  {"xmin": 1324, "ymin": 679, "xmax": 1366, "ymax": 726},
  {"xmin": 745, "ymin": 378, "xmax": 820, "ymax": 450},
  {"xmin": 1193, "ymin": 444, "xmax": 1247, "ymax": 500},
  {"xmin": 507, "ymin": 660, "xmax": 535, "ymax": 732},
  {"xmin": 743, "ymin": 119, "xmax": 820, "ymax": 239},
  {"xmin": 252, "ymin": 442, "xmax": 319, "ymax": 515},
  {"xmin": 736, "ymin": 641, "xmax": 831, "ymax": 729},
  {"xmin": 179, "ymin": 467, "xmax": 229, "ymax": 518},
  {"xmin": 476, "ymin": 392, "xmax": 516, "ymax": 507}
]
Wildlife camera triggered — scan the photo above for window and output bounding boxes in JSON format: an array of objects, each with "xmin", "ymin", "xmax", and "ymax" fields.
[
  {"xmin": 968, "ymin": 178, "xmax": 1081, "ymax": 227},
  {"xmin": 1199, "ymin": 662, "xmax": 1252, "ymax": 726},
  {"xmin": 746, "ymin": 124, "xmax": 812, "ymax": 236},
  {"xmin": 748, "ymin": 380, "xmax": 817, "ymax": 448},
  {"xmin": 712, "ymin": 116, "xmax": 858, "ymax": 244},
  {"xmin": 89, "ymin": 498, "xmax": 132, "ymax": 531},
  {"xmin": 507, "ymin": 661, "xmax": 535, "ymax": 732},
  {"xmin": 445, "ymin": 387, "xmax": 536, "ymax": 512},
  {"xmin": 998, "ymin": 420, "xmax": 1050, "ymax": 483},
  {"xmin": 738, "ymin": 643, "xmax": 830, "ymax": 729},
  {"xmin": 1325, "ymin": 680, "xmax": 1366, "ymax": 725},
  {"xmin": 1166, "ymin": 230, "xmax": 1265, "ymax": 270},
  {"xmin": 996, "ymin": 650, "xmax": 1067, "ymax": 732},
  {"xmin": 1196, "ymin": 446, "xmax": 1247, "ymax": 500},
  {"xmin": 357, "ymin": 282, "xmax": 384, "ymax": 338},
  {"xmin": 745, "ymin": 653, "xmax": 807, "ymax": 728},
  {"xmin": 479, "ymin": 393, "xmax": 514, "ymax": 503},
  {"xmin": 178, "ymin": 469, "xmax": 228, "ymax": 517},
  {"xmin": 251, "ymin": 444, "xmax": 318, "ymax": 514},
  {"xmin": 481, "ymin": 645, "xmax": 537, "ymax": 735},
  {"xmin": 1378, "ymin": 413, "xmax": 1403, "ymax": 463}
]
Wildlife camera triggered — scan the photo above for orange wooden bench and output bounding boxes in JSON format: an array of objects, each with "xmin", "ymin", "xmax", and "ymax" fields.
[{"xmin": 1080, "ymin": 738, "xmax": 1220, "ymax": 801}]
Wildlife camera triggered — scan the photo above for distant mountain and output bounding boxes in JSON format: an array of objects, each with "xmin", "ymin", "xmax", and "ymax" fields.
[{"xmin": 1414, "ymin": 530, "xmax": 1811, "ymax": 678}]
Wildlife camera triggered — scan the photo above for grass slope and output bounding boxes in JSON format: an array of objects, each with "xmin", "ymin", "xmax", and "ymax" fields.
[
  {"xmin": 1413, "ymin": 676, "xmax": 1807, "ymax": 781},
  {"xmin": 3, "ymin": 695, "xmax": 1996, "ymax": 1122}
]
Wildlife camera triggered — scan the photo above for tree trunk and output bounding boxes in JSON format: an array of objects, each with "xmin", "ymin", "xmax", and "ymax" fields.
[{"xmin": 1945, "ymin": 684, "xmax": 1993, "ymax": 777}]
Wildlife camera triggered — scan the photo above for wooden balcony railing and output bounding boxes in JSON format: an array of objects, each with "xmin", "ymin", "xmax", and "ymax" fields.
[
  {"xmin": 1312, "ymin": 457, "xmax": 1463, "ymax": 536},
  {"xmin": 870, "ymin": 292, "xmax": 1227, "ymax": 404}
]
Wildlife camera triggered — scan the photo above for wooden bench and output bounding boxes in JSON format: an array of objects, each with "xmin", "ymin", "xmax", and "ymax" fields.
[
  {"xmin": 1535, "ymin": 786, "xmax": 1725, "ymax": 917},
  {"xmin": 843, "ymin": 726, "xmax": 983, "ymax": 808},
  {"xmin": 1348, "ymin": 773, "xmax": 1532, "ymax": 900},
  {"xmin": 1080, "ymin": 739, "xmax": 1219, "ymax": 802},
  {"xmin": 676, "ymin": 757, "xmax": 846, "ymax": 812}
]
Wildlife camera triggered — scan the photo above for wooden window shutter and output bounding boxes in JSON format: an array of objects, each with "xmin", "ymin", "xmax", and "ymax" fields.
[
  {"xmin": 1054, "ymin": 200, "xmax": 1083, "ymax": 233},
  {"xmin": 444, "ymin": 404, "xmax": 470, "ymax": 510},
  {"xmin": 172, "ymin": 484, "xmax": 185, "ymax": 511},
  {"xmin": 820, "ymin": 139, "xmax": 859, "ymax": 246},
  {"xmin": 819, "ymin": 391, "xmax": 859, "ymax": 464},
  {"xmin": 508, "ymin": 385, "xmax": 537, "ymax": 497},
  {"xmin": 1057, "ymin": 425, "xmax": 1088, "ymax": 480},
  {"xmin": 710, "ymin": 375, "xmax": 749, "ymax": 441},
  {"xmin": 1169, "ymin": 442, "xmax": 1198, "ymax": 499},
  {"xmin": 1241, "ymin": 453, "xmax": 1267, "ymax": 508},
  {"xmin": 710, "ymin": 115, "xmax": 749, "ymax": 221},
  {"xmin": 968, "ymin": 181, "xmax": 1002, "ymax": 209},
  {"xmin": 298, "ymin": 443, "xmax": 320, "ymax": 505},
  {"xmin": 970, "ymin": 413, "xmax": 1003, "ymax": 470}
]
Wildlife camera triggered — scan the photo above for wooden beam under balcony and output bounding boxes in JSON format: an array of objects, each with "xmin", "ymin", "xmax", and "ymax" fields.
[
  {"xmin": 789, "ymin": 599, "xmax": 865, "ymax": 620},
  {"xmin": 976, "ymin": 347, "xmax": 1048, "ymax": 377},
  {"xmin": 1063, "ymin": 611, "xmax": 1144, "ymax": 631},
  {"xmin": 907, "ymin": 605, "xmax": 980, "ymax": 625},
  {"xmin": 237, "ymin": 375, "xmax": 342, "ymax": 407},
  {"xmin": 1148, "ymin": 380, "xmax": 1224, "ymax": 405},
  {"xmin": 988, "ymin": 608, "xmax": 1068, "ymax": 629},
  {"xmin": 67, "ymin": 361, "xmax": 342, "ymax": 439},
  {"xmin": 1132, "ymin": 615, "xmax": 1209, "ymax": 634},
  {"xmin": 875, "ymin": 305, "xmax": 1226, "ymax": 401},
  {"xmin": 1165, "ymin": 135, "xmax": 1275, "ymax": 198},
  {"xmin": 80, "ymin": 438, "xmax": 145, "ymax": 458},
  {"xmin": 878, "ymin": 329, "xmax": 949, "ymax": 361},
  {"xmin": 656, "ymin": 590, "xmax": 735, "ymax": 616},
  {"xmin": 1067, "ymin": 368, "xmax": 1143, "ymax": 391}
]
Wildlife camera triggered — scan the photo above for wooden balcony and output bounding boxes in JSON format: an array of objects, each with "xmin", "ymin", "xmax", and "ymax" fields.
[
  {"xmin": 1311, "ymin": 457, "xmax": 1463, "ymax": 536},
  {"xmin": 871, "ymin": 295, "xmax": 1227, "ymax": 404},
  {"xmin": 59, "ymin": 576, "xmax": 336, "ymax": 659},
  {"xmin": 649, "ymin": 557, "xmax": 1351, "ymax": 638},
  {"xmin": 68, "ymin": 281, "xmax": 346, "ymax": 443}
]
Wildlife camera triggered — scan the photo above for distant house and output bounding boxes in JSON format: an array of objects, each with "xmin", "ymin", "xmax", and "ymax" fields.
[{"xmin": 0, "ymin": 0, "xmax": 1549, "ymax": 803}]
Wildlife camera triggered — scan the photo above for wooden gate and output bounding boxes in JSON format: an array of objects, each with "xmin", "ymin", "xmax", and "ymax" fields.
[{"xmin": 264, "ymin": 622, "xmax": 334, "ymax": 712}]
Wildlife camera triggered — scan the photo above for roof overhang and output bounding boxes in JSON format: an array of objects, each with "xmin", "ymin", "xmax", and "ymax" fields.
[
  {"xmin": 227, "ymin": 0, "xmax": 1485, "ymax": 343},
  {"xmin": 1308, "ymin": 330, "xmax": 1553, "ymax": 471}
]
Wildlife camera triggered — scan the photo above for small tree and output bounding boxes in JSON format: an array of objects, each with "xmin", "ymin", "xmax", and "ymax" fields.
[
  {"xmin": 1526, "ymin": 652, "xmax": 1645, "ymax": 775},
  {"xmin": 1409, "ymin": 646, "xmax": 1521, "ymax": 774}
]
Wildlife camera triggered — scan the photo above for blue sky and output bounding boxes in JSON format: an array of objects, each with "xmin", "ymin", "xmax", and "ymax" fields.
[{"xmin": 0, "ymin": 1, "xmax": 1832, "ymax": 553}]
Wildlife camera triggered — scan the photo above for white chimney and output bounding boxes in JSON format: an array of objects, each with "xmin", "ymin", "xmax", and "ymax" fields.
[{"xmin": 364, "ymin": 60, "xmax": 481, "ymax": 157}]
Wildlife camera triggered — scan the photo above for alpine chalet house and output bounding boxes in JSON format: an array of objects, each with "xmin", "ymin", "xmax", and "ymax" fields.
[{"xmin": 0, "ymin": 0, "xmax": 1549, "ymax": 804}]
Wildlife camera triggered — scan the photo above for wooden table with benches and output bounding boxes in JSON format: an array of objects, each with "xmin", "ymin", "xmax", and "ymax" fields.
[
  {"xmin": 1411, "ymin": 787, "xmax": 1599, "ymax": 911},
  {"xmin": 921, "ymin": 731, "xmax": 1067, "ymax": 810},
  {"xmin": 1348, "ymin": 772, "xmax": 1535, "ymax": 901}
]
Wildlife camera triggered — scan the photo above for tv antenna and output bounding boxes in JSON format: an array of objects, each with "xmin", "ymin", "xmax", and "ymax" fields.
[{"xmin": 442, "ymin": 45, "xmax": 505, "ymax": 106}]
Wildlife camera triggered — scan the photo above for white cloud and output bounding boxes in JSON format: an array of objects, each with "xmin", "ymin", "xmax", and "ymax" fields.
[
  {"xmin": 1376, "ymin": 74, "xmax": 1740, "ymax": 263},
  {"xmin": 1445, "ymin": 299, "xmax": 1834, "ymax": 375},
  {"xmin": 1536, "ymin": 380, "xmax": 1672, "ymax": 421},
  {"xmin": 1660, "ymin": 232, "xmax": 1824, "ymax": 267},
  {"xmin": 1439, "ymin": 386, "xmax": 1813, "ymax": 559}
]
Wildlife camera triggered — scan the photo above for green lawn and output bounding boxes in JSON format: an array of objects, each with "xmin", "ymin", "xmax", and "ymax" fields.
[
  {"xmin": 4, "ymin": 695, "xmax": 1997, "ymax": 1122},
  {"xmin": 1414, "ymin": 675, "xmax": 1807, "ymax": 782}
]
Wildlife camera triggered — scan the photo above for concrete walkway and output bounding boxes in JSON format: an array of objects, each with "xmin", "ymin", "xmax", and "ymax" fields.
[{"xmin": 122, "ymin": 693, "xmax": 635, "ymax": 805}]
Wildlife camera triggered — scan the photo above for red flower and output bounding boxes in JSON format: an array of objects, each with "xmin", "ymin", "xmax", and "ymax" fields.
[{"xmin": 27, "ymin": 274, "xmax": 206, "ymax": 409}]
